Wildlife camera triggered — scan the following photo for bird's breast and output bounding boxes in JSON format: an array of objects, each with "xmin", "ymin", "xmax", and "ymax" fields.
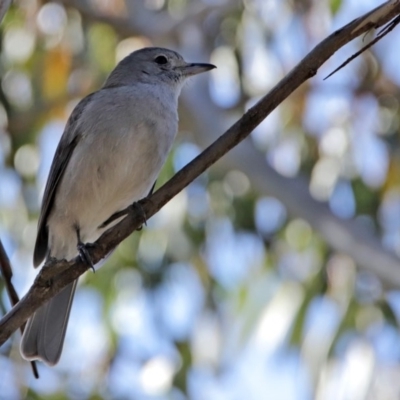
[{"xmin": 48, "ymin": 88, "xmax": 179, "ymax": 250}]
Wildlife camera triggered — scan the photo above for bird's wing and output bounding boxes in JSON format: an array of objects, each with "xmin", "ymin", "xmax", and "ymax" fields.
[{"xmin": 33, "ymin": 94, "xmax": 95, "ymax": 267}]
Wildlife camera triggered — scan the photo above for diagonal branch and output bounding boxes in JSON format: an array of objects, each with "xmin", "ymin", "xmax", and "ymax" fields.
[{"xmin": 1, "ymin": 0, "xmax": 400, "ymax": 346}]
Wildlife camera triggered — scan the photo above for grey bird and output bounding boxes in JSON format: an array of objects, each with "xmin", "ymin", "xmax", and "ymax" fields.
[{"xmin": 20, "ymin": 47, "xmax": 215, "ymax": 365}]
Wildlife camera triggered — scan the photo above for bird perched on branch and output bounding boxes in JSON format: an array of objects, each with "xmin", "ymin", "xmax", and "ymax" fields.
[{"xmin": 21, "ymin": 47, "xmax": 215, "ymax": 365}]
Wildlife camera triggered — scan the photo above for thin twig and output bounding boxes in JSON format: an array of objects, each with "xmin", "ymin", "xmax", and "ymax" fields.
[
  {"xmin": 325, "ymin": 14, "xmax": 400, "ymax": 79},
  {"xmin": 0, "ymin": 240, "xmax": 39, "ymax": 378}
]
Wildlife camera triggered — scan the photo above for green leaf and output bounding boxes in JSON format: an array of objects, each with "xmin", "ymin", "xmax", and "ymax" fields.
[{"xmin": 330, "ymin": 0, "xmax": 342, "ymax": 15}]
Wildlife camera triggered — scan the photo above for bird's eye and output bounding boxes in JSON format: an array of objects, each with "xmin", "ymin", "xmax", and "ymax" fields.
[{"xmin": 154, "ymin": 55, "xmax": 168, "ymax": 65}]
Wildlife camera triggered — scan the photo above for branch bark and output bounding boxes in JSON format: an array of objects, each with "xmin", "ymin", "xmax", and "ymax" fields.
[{"xmin": 1, "ymin": 0, "xmax": 400, "ymax": 346}]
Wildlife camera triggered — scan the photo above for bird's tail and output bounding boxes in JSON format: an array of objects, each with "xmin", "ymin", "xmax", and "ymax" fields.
[{"xmin": 20, "ymin": 280, "xmax": 77, "ymax": 366}]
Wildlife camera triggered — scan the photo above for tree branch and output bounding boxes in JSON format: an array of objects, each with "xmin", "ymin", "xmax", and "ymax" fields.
[{"xmin": 1, "ymin": 0, "xmax": 399, "ymax": 346}]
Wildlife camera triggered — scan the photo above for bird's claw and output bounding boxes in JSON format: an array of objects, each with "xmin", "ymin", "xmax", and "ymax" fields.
[
  {"xmin": 130, "ymin": 201, "xmax": 147, "ymax": 231},
  {"xmin": 77, "ymin": 242, "xmax": 95, "ymax": 272}
]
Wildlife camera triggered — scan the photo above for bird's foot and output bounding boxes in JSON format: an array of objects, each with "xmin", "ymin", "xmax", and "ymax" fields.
[
  {"xmin": 75, "ymin": 225, "xmax": 96, "ymax": 272},
  {"xmin": 130, "ymin": 201, "xmax": 147, "ymax": 231},
  {"xmin": 77, "ymin": 242, "xmax": 96, "ymax": 272}
]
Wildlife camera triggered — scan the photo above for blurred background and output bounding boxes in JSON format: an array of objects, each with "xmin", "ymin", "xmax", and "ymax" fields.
[{"xmin": 1, "ymin": 0, "xmax": 400, "ymax": 399}]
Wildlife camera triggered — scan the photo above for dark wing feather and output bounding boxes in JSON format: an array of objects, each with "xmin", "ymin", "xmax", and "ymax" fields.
[{"xmin": 33, "ymin": 94, "xmax": 95, "ymax": 267}]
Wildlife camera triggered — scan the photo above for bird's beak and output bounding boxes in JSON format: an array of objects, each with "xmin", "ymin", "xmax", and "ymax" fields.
[{"xmin": 179, "ymin": 62, "xmax": 216, "ymax": 76}]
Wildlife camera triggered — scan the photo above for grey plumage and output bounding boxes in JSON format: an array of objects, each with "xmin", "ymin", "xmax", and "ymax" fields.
[{"xmin": 21, "ymin": 47, "xmax": 215, "ymax": 365}]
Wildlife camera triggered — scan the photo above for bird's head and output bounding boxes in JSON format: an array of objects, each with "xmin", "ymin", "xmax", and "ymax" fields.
[{"xmin": 104, "ymin": 47, "xmax": 215, "ymax": 89}]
